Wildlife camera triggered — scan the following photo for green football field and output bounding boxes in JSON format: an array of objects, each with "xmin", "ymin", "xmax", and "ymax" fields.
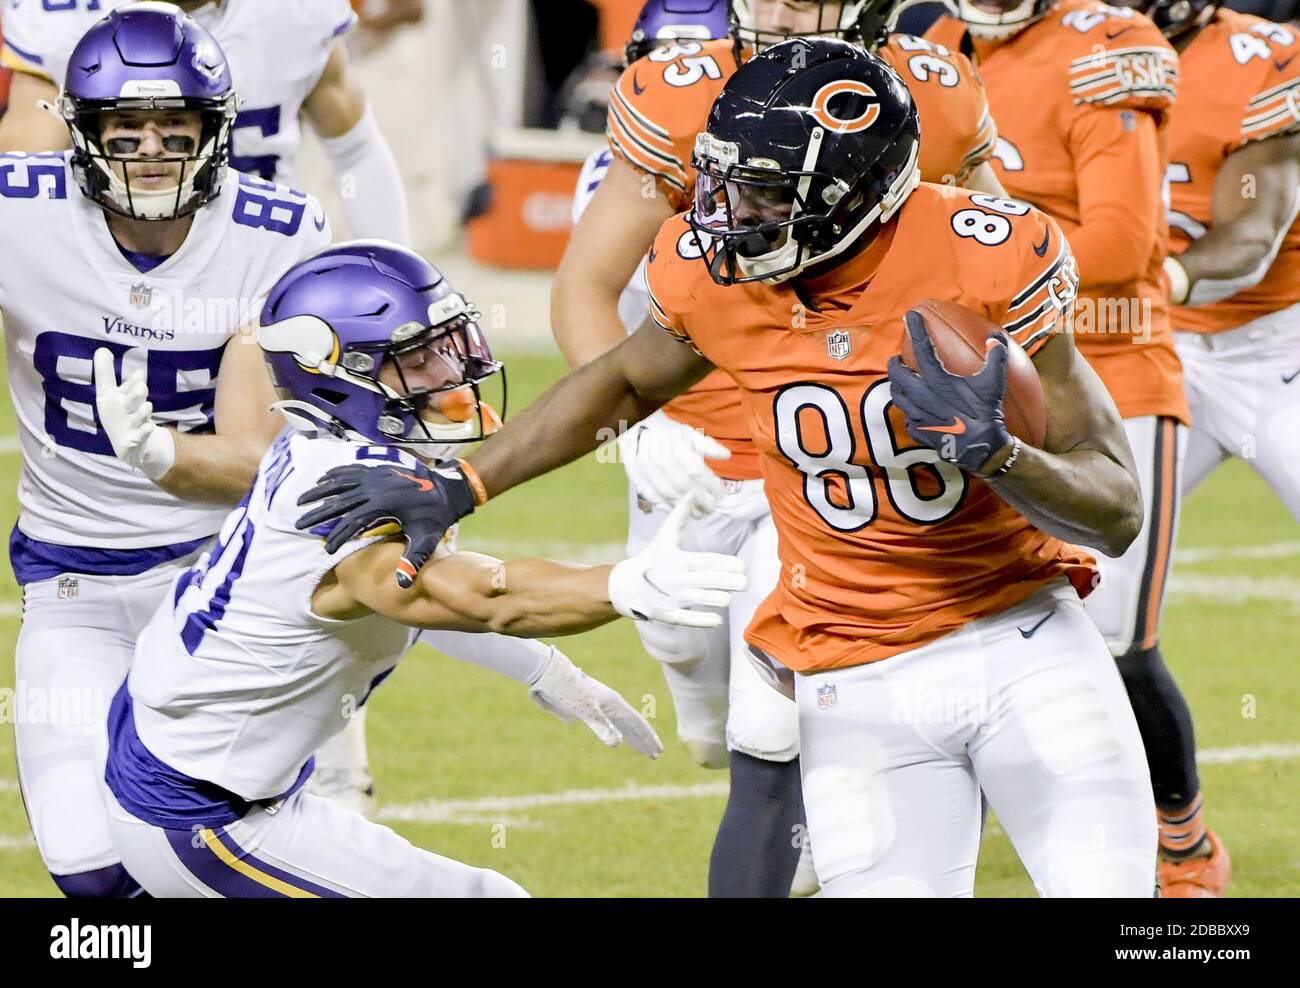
[{"xmin": 0, "ymin": 351, "xmax": 1295, "ymax": 897}]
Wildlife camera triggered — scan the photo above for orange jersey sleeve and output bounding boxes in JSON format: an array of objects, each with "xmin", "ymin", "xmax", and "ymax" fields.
[
  {"xmin": 646, "ymin": 185, "xmax": 1096, "ymax": 673},
  {"xmin": 1166, "ymin": 11, "xmax": 1300, "ymax": 333},
  {"xmin": 879, "ymin": 33, "xmax": 998, "ymax": 184},
  {"xmin": 605, "ymin": 38, "xmax": 739, "ymax": 211}
]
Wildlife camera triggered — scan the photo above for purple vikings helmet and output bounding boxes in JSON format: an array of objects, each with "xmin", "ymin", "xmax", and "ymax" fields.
[
  {"xmin": 57, "ymin": 2, "xmax": 238, "ymax": 221},
  {"xmin": 257, "ymin": 242, "xmax": 506, "ymax": 455},
  {"xmin": 625, "ymin": 0, "xmax": 732, "ymax": 64}
]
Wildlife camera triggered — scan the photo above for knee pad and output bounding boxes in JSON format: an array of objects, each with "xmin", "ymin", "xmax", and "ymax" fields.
[{"xmin": 51, "ymin": 863, "xmax": 145, "ymax": 898}]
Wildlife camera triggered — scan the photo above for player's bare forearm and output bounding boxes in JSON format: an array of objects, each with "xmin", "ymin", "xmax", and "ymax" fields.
[
  {"xmin": 552, "ymin": 158, "xmax": 674, "ymax": 367},
  {"xmin": 0, "ymin": 72, "xmax": 68, "ymax": 152},
  {"xmin": 157, "ymin": 429, "xmax": 275, "ymax": 504},
  {"xmin": 467, "ymin": 324, "xmax": 713, "ymax": 499},
  {"xmin": 330, "ymin": 544, "xmax": 619, "ymax": 636},
  {"xmin": 985, "ymin": 332, "xmax": 1141, "ymax": 556},
  {"xmin": 1172, "ymin": 132, "xmax": 1300, "ymax": 291}
]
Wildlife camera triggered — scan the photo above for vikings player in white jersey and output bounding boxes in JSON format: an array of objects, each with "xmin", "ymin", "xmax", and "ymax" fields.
[
  {"xmin": 0, "ymin": 5, "xmax": 335, "ymax": 897},
  {"xmin": 0, "ymin": 0, "xmax": 405, "ymax": 812},
  {"xmin": 100, "ymin": 240, "xmax": 745, "ymax": 898},
  {"xmin": 0, "ymin": 0, "xmax": 408, "ymax": 243}
]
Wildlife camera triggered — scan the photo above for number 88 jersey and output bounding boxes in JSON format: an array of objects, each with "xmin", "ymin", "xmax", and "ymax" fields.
[
  {"xmin": 0, "ymin": 152, "xmax": 330, "ymax": 550},
  {"xmin": 645, "ymin": 182, "xmax": 1097, "ymax": 674}
]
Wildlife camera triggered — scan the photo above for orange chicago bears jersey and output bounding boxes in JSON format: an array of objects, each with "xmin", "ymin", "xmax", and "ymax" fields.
[
  {"xmin": 928, "ymin": 1, "xmax": 1189, "ymax": 424},
  {"xmin": 645, "ymin": 183, "xmax": 1097, "ymax": 673},
  {"xmin": 1165, "ymin": 9, "xmax": 1300, "ymax": 334},
  {"xmin": 606, "ymin": 34, "xmax": 998, "ymax": 480}
]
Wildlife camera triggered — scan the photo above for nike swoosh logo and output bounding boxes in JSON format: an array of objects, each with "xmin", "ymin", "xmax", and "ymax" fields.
[
  {"xmin": 1017, "ymin": 609, "xmax": 1056, "ymax": 639},
  {"xmin": 1105, "ymin": 26, "xmax": 1135, "ymax": 39},
  {"xmin": 314, "ymin": 211, "xmax": 327, "ymax": 232},
  {"xmin": 1033, "ymin": 227, "xmax": 1050, "ymax": 257},
  {"xmin": 390, "ymin": 467, "xmax": 433, "ymax": 492},
  {"xmin": 920, "ymin": 419, "xmax": 966, "ymax": 435},
  {"xmin": 1276, "ymin": 55, "xmax": 1297, "ymax": 72},
  {"xmin": 632, "ymin": 71, "xmax": 646, "ymax": 96},
  {"xmin": 1283, "ymin": 368, "xmax": 1300, "ymax": 384}
]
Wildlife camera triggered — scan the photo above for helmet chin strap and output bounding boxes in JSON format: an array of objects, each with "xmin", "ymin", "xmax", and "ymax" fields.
[{"xmin": 952, "ymin": 0, "xmax": 1041, "ymax": 41}]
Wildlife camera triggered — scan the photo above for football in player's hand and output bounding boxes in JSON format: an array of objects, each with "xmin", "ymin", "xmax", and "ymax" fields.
[{"xmin": 900, "ymin": 298, "xmax": 1047, "ymax": 448}]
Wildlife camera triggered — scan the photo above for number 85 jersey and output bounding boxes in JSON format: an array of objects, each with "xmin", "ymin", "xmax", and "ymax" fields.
[
  {"xmin": 646, "ymin": 183, "xmax": 1097, "ymax": 674},
  {"xmin": 0, "ymin": 152, "xmax": 330, "ymax": 549}
]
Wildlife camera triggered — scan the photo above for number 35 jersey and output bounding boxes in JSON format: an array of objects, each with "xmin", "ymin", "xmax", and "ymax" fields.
[
  {"xmin": 645, "ymin": 183, "xmax": 1097, "ymax": 673},
  {"xmin": 0, "ymin": 152, "xmax": 331, "ymax": 549},
  {"xmin": 0, "ymin": 0, "xmax": 356, "ymax": 185}
]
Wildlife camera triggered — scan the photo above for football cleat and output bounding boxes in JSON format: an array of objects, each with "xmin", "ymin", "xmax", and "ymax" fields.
[{"xmin": 1159, "ymin": 829, "xmax": 1232, "ymax": 898}]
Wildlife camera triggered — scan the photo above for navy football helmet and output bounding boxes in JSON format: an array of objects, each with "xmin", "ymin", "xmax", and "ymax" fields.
[
  {"xmin": 688, "ymin": 38, "xmax": 920, "ymax": 285},
  {"xmin": 1129, "ymin": 0, "xmax": 1220, "ymax": 39}
]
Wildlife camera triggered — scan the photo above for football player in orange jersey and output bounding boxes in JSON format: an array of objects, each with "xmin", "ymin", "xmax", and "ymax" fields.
[
  {"xmin": 1119, "ymin": 0, "xmax": 1300, "ymax": 896},
  {"xmin": 298, "ymin": 39, "xmax": 1160, "ymax": 896},
  {"xmin": 556, "ymin": 0, "xmax": 1005, "ymax": 898},
  {"xmin": 924, "ymin": 0, "xmax": 1226, "ymax": 894}
]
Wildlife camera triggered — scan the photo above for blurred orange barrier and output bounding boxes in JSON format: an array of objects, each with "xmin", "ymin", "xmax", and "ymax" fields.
[
  {"xmin": 590, "ymin": 0, "xmax": 643, "ymax": 53},
  {"xmin": 466, "ymin": 129, "xmax": 604, "ymax": 270}
]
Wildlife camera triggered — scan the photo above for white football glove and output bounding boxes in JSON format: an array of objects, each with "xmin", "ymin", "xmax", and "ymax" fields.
[
  {"xmin": 93, "ymin": 348, "xmax": 175, "ymax": 481},
  {"xmin": 528, "ymin": 647, "xmax": 664, "ymax": 758},
  {"xmin": 608, "ymin": 493, "xmax": 747, "ymax": 629},
  {"xmin": 619, "ymin": 409, "xmax": 731, "ymax": 516}
]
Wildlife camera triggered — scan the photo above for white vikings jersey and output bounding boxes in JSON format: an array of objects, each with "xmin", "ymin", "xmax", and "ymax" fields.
[
  {"xmin": 122, "ymin": 429, "xmax": 420, "ymax": 802},
  {"xmin": 0, "ymin": 151, "xmax": 331, "ymax": 550},
  {"xmin": 572, "ymin": 146, "xmax": 649, "ymax": 334},
  {"xmin": 0, "ymin": 0, "xmax": 356, "ymax": 184}
]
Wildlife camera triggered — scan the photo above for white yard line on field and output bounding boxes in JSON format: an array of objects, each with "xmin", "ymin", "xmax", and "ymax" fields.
[
  {"xmin": 0, "ymin": 742, "xmax": 1296, "ymax": 847},
  {"xmin": 0, "ymin": 436, "xmax": 18, "ymax": 456},
  {"xmin": 1177, "ymin": 541, "xmax": 1300, "ymax": 563},
  {"xmin": 1166, "ymin": 574, "xmax": 1300, "ymax": 606},
  {"xmin": 375, "ymin": 742, "xmax": 1300, "ymax": 826}
]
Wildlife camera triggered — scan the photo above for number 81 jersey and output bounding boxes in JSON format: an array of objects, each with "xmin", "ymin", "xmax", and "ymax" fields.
[
  {"xmin": 0, "ymin": 151, "xmax": 331, "ymax": 549},
  {"xmin": 646, "ymin": 183, "xmax": 1097, "ymax": 674}
]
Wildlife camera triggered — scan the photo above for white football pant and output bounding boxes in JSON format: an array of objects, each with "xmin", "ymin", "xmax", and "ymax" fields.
[
  {"xmin": 14, "ymin": 555, "xmax": 199, "ymax": 877},
  {"xmin": 797, "ymin": 580, "xmax": 1157, "ymax": 897},
  {"xmin": 103, "ymin": 785, "xmax": 528, "ymax": 898},
  {"xmin": 1176, "ymin": 319, "xmax": 1300, "ymax": 520}
]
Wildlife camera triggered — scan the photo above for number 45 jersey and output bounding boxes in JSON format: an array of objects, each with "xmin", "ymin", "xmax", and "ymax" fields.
[
  {"xmin": 1164, "ymin": 9, "xmax": 1300, "ymax": 334},
  {"xmin": 645, "ymin": 183, "xmax": 1097, "ymax": 674},
  {"xmin": 0, "ymin": 0, "xmax": 356, "ymax": 185},
  {"xmin": 0, "ymin": 152, "xmax": 331, "ymax": 550}
]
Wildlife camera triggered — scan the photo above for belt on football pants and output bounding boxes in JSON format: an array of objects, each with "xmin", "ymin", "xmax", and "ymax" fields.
[{"xmin": 1175, "ymin": 314, "xmax": 1300, "ymax": 352}]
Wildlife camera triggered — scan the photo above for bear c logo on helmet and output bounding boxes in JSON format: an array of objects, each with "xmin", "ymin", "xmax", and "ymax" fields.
[{"xmin": 809, "ymin": 79, "xmax": 879, "ymax": 134}]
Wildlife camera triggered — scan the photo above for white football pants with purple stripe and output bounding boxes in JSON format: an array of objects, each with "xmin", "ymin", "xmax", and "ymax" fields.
[{"xmin": 102, "ymin": 784, "xmax": 528, "ymax": 898}]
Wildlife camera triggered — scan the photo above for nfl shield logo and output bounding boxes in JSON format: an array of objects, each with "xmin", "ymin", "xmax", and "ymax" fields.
[
  {"xmin": 129, "ymin": 283, "xmax": 152, "ymax": 308},
  {"xmin": 827, "ymin": 331, "xmax": 851, "ymax": 361},
  {"xmin": 57, "ymin": 576, "xmax": 78, "ymax": 600},
  {"xmin": 817, "ymin": 683, "xmax": 838, "ymax": 709}
]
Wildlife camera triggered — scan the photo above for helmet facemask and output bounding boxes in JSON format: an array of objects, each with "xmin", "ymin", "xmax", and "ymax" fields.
[
  {"xmin": 730, "ymin": 1, "xmax": 886, "ymax": 51},
  {"xmin": 688, "ymin": 126, "xmax": 919, "ymax": 285},
  {"xmin": 60, "ymin": 91, "xmax": 237, "ymax": 221},
  {"xmin": 948, "ymin": 0, "xmax": 1049, "ymax": 41}
]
